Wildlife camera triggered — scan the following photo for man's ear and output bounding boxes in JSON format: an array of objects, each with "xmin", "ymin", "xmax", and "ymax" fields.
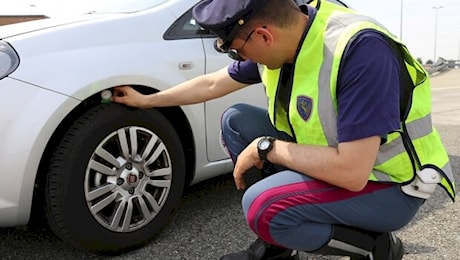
[{"xmin": 257, "ymin": 26, "xmax": 273, "ymax": 45}]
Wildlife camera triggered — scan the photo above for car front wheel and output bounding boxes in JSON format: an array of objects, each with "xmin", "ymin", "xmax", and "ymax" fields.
[{"xmin": 45, "ymin": 103, "xmax": 186, "ymax": 253}]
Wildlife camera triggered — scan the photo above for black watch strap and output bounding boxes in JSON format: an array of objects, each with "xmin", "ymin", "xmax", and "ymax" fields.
[{"xmin": 257, "ymin": 136, "xmax": 275, "ymax": 162}]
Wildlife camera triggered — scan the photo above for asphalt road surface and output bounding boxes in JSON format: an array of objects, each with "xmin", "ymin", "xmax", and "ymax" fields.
[{"xmin": 0, "ymin": 69, "xmax": 459, "ymax": 260}]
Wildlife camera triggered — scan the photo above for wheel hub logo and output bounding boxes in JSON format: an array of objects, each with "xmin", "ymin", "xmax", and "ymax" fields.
[{"xmin": 127, "ymin": 173, "xmax": 138, "ymax": 185}]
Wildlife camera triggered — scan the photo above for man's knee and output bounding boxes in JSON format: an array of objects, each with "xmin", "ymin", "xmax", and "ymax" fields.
[{"xmin": 221, "ymin": 103, "xmax": 254, "ymax": 128}]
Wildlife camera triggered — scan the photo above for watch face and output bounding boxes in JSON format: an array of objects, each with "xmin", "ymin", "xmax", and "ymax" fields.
[{"xmin": 259, "ymin": 139, "xmax": 270, "ymax": 150}]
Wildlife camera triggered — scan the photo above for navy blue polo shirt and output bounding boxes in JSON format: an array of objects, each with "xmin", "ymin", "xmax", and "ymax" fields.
[{"xmin": 228, "ymin": 8, "xmax": 400, "ymax": 143}]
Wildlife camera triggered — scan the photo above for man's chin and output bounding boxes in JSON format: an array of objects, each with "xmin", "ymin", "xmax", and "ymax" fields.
[{"xmin": 265, "ymin": 64, "xmax": 282, "ymax": 70}]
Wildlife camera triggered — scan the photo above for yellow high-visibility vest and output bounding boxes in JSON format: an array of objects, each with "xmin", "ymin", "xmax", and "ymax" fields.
[{"xmin": 262, "ymin": 0, "xmax": 455, "ymax": 200}]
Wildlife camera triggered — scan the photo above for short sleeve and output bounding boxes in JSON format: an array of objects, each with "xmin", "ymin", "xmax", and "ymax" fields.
[
  {"xmin": 227, "ymin": 60, "xmax": 262, "ymax": 84},
  {"xmin": 337, "ymin": 31, "xmax": 401, "ymax": 143}
]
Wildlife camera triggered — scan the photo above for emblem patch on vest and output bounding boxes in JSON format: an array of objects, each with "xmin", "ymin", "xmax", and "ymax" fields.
[{"xmin": 297, "ymin": 95, "xmax": 313, "ymax": 121}]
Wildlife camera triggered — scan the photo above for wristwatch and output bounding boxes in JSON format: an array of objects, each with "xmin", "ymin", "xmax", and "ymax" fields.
[{"xmin": 257, "ymin": 136, "xmax": 275, "ymax": 162}]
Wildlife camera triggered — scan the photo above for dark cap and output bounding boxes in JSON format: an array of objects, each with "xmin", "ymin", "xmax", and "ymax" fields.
[{"xmin": 193, "ymin": 0, "xmax": 268, "ymax": 49}]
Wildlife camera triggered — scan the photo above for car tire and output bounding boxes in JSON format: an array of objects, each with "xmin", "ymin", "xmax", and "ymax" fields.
[{"xmin": 45, "ymin": 103, "xmax": 186, "ymax": 253}]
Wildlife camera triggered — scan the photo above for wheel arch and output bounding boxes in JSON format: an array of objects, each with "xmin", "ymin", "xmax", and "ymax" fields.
[{"xmin": 32, "ymin": 85, "xmax": 196, "ymax": 223}]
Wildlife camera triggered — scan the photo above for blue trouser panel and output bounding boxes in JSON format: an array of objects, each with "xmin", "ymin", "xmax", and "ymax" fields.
[{"xmin": 221, "ymin": 103, "xmax": 424, "ymax": 252}]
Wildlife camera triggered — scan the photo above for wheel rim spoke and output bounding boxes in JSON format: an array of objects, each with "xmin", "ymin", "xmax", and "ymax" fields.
[
  {"xmin": 95, "ymin": 147, "xmax": 121, "ymax": 168},
  {"xmin": 110, "ymin": 199, "xmax": 127, "ymax": 229},
  {"xmin": 148, "ymin": 167, "xmax": 171, "ymax": 177},
  {"xmin": 129, "ymin": 127, "xmax": 139, "ymax": 159},
  {"xmin": 142, "ymin": 135, "xmax": 158, "ymax": 160},
  {"xmin": 138, "ymin": 195, "xmax": 156, "ymax": 220},
  {"xmin": 147, "ymin": 179, "xmax": 171, "ymax": 188},
  {"xmin": 86, "ymin": 184, "xmax": 115, "ymax": 201},
  {"xmin": 89, "ymin": 159, "xmax": 116, "ymax": 176},
  {"xmin": 117, "ymin": 128, "xmax": 130, "ymax": 159},
  {"xmin": 145, "ymin": 143, "xmax": 166, "ymax": 165},
  {"xmin": 121, "ymin": 199, "xmax": 134, "ymax": 232},
  {"xmin": 90, "ymin": 191, "xmax": 119, "ymax": 213}
]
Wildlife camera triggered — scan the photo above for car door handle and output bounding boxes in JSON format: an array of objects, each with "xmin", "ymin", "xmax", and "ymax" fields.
[{"xmin": 178, "ymin": 62, "xmax": 193, "ymax": 70}]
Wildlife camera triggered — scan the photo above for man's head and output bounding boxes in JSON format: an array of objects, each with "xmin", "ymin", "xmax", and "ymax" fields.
[
  {"xmin": 192, "ymin": 0, "xmax": 268, "ymax": 52},
  {"xmin": 193, "ymin": 0, "xmax": 303, "ymax": 66}
]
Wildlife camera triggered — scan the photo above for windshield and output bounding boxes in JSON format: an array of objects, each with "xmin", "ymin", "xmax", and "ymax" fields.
[{"xmin": 40, "ymin": 0, "xmax": 169, "ymax": 16}]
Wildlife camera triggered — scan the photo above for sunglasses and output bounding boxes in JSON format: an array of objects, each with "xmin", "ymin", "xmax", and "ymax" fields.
[{"xmin": 227, "ymin": 29, "xmax": 256, "ymax": 61}]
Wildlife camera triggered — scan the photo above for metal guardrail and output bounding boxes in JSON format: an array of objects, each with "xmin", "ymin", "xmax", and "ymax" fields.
[
  {"xmin": 428, "ymin": 62, "xmax": 449, "ymax": 75},
  {"xmin": 427, "ymin": 60, "xmax": 459, "ymax": 75}
]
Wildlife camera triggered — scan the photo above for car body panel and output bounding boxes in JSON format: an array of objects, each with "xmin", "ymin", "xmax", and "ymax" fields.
[
  {"xmin": 0, "ymin": 14, "xmax": 111, "ymax": 40},
  {"xmin": 0, "ymin": 77, "xmax": 80, "ymax": 226}
]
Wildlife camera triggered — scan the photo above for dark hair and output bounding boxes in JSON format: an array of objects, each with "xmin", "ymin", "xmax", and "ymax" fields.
[{"xmin": 236, "ymin": 0, "xmax": 301, "ymax": 38}]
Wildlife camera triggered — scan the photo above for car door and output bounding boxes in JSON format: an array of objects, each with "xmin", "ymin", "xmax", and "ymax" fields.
[
  {"xmin": 202, "ymin": 40, "xmax": 267, "ymax": 162},
  {"xmin": 165, "ymin": 5, "xmax": 268, "ymax": 162}
]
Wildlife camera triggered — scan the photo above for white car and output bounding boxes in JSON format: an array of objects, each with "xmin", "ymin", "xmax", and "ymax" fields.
[{"xmin": 0, "ymin": 0, "xmax": 347, "ymax": 254}]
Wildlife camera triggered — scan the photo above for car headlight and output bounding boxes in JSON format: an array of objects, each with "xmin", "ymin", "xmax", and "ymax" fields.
[{"xmin": 0, "ymin": 40, "xmax": 20, "ymax": 80}]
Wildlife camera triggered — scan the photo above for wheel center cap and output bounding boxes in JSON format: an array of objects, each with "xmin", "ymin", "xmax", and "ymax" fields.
[
  {"xmin": 120, "ymin": 166, "xmax": 140, "ymax": 188},
  {"xmin": 127, "ymin": 173, "xmax": 138, "ymax": 185}
]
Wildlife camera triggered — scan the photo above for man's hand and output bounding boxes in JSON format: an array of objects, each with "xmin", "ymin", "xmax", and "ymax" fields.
[
  {"xmin": 112, "ymin": 86, "xmax": 150, "ymax": 108},
  {"xmin": 233, "ymin": 138, "xmax": 264, "ymax": 190}
]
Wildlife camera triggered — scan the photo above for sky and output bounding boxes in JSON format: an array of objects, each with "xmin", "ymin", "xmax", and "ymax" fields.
[
  {"xmin": 346, "ymin": 0, "xmax": 460, "ymax": 62},
  {"xmin": 1, "ymin": 0, "xmax": 459, "ymax": 62}
]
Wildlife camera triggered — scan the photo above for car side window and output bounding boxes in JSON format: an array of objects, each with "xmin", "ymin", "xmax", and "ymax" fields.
[{"xmin": 163, "ymin": 8, "xmax": 216, "ymax": 40}]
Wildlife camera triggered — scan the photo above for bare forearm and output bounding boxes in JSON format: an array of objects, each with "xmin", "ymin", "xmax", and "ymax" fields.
[
  {"xmin": 113, "ymin": 68, "xmax": 247, "ymax": 109},
  {"xmin": 145, "ymin": 68, "xmax": 246, "ymax": 107},
  {"xmin": 145, "ymin": 75, "xmax": 214, "ymax": 107},
  {"xmin": 267, "ymin": 137, "xmax": 380, "ymax": 191}
]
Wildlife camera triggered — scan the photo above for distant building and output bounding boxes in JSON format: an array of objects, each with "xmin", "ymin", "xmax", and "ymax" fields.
[{"xmin": 0, "ymin": 15, "xmax": 48, "ymax": 26}]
